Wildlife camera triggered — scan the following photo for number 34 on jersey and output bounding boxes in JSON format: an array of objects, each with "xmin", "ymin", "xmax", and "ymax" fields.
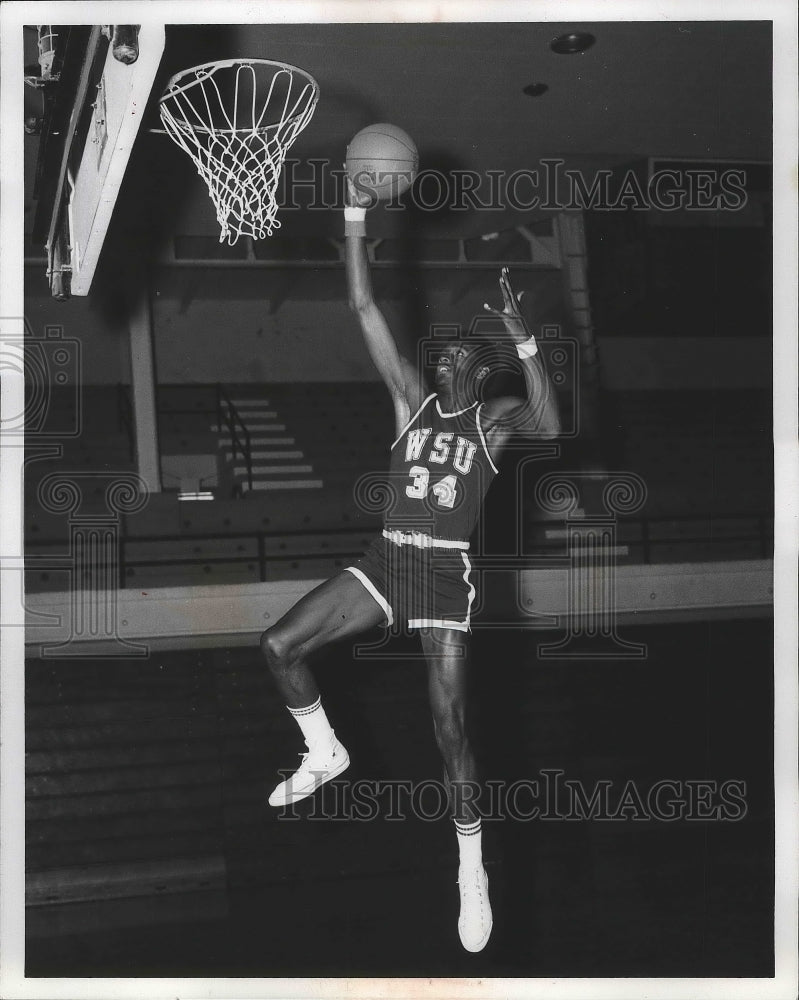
[
  {"xmin": 387, "ymin": 395, "xmax": 498, "ymax": 535},
  {"xmin": 404, "ymin": 429, "xmax": 476, "ymax": 509}
]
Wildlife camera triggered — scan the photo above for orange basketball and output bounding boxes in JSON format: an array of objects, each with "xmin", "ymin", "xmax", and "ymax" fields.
[{"xmin": 346, "ymin": 123, "xmax": 419, "ymax": 201}]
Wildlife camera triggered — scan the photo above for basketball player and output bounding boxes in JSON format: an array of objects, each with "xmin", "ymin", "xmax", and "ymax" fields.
[{"xmin": 260, "ymin": 186, "xmax": 560, "ymax": 953}]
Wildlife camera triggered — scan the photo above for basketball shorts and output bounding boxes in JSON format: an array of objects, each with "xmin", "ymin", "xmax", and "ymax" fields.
[{"xmin": 344, "ymin": 529, "xmax": 476, "ymax": 632}]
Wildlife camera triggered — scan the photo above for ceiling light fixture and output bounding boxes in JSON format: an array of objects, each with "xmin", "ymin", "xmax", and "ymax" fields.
[{"xmin": 551, "ymin": 32, "xmax": 596, "ymax": 54}]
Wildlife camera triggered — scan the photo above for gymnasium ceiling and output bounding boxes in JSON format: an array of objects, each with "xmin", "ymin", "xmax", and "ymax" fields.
[{"xmin": 23, "ymin": 19, "xmax": 772, "ymax": 244}]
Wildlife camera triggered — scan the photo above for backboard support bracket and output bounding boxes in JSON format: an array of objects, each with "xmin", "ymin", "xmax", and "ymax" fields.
[{"xmin": 41, "ymin": 23, "xmax": 165, "ymax": 299}]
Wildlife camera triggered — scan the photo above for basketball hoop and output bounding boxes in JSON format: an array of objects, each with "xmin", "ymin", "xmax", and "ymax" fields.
[{"xmin": 159, "ymin": 59, "xmax": 319, "ymax": 244}]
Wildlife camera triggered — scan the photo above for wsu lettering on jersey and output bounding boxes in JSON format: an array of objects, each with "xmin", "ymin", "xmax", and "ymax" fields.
[
  {"xmin": 387, "ymin": 394, "xmax": 499, "ymax": 540},
  {"xmin": 405, "ymin": 429, "xmax": 478, "ymax": 474}
]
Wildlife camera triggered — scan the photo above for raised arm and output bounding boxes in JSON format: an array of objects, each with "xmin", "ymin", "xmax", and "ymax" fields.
[
  {"xmin": 344, "ymin": 186, "xmax": 427, "ymax": 435},
  {"xmin": 482, "ymin": 267, "xmax": 561, "ymax": 443}
]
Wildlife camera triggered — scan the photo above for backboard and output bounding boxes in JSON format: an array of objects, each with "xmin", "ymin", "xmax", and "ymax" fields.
[{"xmin": 30, "ymin": 23, "xmax": 165, "ymax": 299}]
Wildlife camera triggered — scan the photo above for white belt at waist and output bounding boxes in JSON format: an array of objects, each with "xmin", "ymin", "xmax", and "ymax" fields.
[{"xmin": 382, "ymin": 528, "xmax": 469, "ymax": 550}]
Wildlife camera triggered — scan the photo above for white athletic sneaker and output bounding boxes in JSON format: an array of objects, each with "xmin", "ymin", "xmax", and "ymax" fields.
[
  {"xmin": 457, "ymin": 865, "xmax": 492, "ymax": 952},
  {"xmin": 268, "ymin": 735, "xmax": 350, "ymax": 807}
]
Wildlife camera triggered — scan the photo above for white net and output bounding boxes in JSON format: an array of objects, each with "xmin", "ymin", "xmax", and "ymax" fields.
[{"xmin": 159, "ymin": 59, "xmax": 319, "ymax": 244}]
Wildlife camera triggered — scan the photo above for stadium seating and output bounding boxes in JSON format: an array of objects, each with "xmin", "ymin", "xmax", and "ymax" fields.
[{"xmin": 24, "ymin": 383, "xmax": 772, "ymax": 592}]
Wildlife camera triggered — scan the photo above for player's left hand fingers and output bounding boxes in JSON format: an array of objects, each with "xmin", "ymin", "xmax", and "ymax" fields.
[{"xmin": 500, "ymin": 267, "xmax": 516, "ymax": 307}]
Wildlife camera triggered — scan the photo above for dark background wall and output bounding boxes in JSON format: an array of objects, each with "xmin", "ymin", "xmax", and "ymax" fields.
[{"xmin": 23, "ymin": 228, "xmax": 771, "ymax": 390}]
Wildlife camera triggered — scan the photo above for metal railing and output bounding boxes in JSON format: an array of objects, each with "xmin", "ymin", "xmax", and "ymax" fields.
[
  {"xmin": 116, "ymin": 383, "xmax": 253, "ymax": 497},
  {"xmin": 528, "ymin": 511, "xmax": 773, "ymax": 563},
  {"xmin": 216, "ymin": 383, "xmax": 253, "ymax": 494},
  {"xmin": 112, "ymin": 526, "xmax": 369, "ymax": 588},
  {"xmin": 22, "ymin": 510, "xmax": 771, "ymax": 590}
]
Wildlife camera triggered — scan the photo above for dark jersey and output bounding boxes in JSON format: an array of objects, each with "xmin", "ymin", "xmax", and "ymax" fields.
[{"xmin": 385, "ymin": 393, "xmax": 499, "ymax": 541}]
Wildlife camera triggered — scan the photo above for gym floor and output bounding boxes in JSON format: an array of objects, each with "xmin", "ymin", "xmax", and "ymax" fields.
[{"xmin": 26, "ymin": 617, "xmax": 773, "ymax": 979}]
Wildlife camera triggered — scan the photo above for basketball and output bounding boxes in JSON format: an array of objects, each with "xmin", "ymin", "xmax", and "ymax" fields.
[{"xmin": 346, "ymin": 123, "xmax": 419, "ymax": 202}]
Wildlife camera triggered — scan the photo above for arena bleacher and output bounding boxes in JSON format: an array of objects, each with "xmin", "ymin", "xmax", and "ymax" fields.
[{"xmin": 25, "ymin": 383, "xmax": 772, "ymax": 594}]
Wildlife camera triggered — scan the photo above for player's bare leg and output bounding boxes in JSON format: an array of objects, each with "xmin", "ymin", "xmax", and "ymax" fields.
[
  {"xmin": 420, "ymin": 628, "xmax": 492, "ymax": 952},
  {"xmin": 421, "ymin": 628, "xmax": 480, "ymax": 818},
  {"xmin": 261, "ymin": 572, "xmax": 387, "ymax": 805}
]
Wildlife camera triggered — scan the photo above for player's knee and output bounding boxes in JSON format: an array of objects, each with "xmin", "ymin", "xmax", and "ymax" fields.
[{"xmin": 260, "ymin": 627, "xmax": 292, "ymax": 672}]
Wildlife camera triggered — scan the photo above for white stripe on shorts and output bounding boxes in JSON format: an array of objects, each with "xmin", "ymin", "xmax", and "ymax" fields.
[{"xmin": 344, "ymin": 566, "xmax": 393, "ymax": 627}]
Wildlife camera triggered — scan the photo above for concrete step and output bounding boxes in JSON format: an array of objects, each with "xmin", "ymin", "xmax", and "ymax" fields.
[
  {"xmin": 211, "ymin": 423, "xmax": 286, "ymax": 433},
  {"xmin": 233, "ymin": 465, "xmax": 313, "ymax": 476},
  {"xmin": 223, "ymin": 408, "xmax": 277, "ymax": 418},
  {"xmin": 241, "ymin": 480, "xmax": 323, "ymax": 491},
  {"xmin": 223, "ymin": 450, "xmax": 304, "ymax": 461},
  {"xmin": 218, "ymin": 436, "xmax": 295, "ymax": 446}
]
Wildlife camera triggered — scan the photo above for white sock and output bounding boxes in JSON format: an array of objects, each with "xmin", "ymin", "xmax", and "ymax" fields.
[
  {"xmin": 287, "ymin": 696, "xmax": 334, "ymax": 749},
  {"xmin": 455, "ymin": 818, "xmax": 483, "ymax": 869}
]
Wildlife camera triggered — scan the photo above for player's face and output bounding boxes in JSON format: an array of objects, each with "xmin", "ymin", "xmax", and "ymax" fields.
[
  {"xmin": 434, "ymin": 342, "xmax": 488, "ymax": 401},
  {"xmin": 435, "ymin": 342, "xmax": 472, "ymax": 394}
]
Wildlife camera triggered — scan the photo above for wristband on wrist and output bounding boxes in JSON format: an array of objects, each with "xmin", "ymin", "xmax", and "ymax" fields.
[
  {"xmin": 344, "ymin": 205, "xmax": 367, "ymax": 238},
  {"xmin": 516, "ymin": 336, "xmax": 538, "ymax": 359}
]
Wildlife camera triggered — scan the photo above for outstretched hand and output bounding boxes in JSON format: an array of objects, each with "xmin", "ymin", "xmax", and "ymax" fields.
[
  {"xmin": 484, "ymin": 267, "xmax": 528, "ymax": 340},
  {"xmin": 484, "ymin": 266, "xmax": 525, "ymax": 319}
]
